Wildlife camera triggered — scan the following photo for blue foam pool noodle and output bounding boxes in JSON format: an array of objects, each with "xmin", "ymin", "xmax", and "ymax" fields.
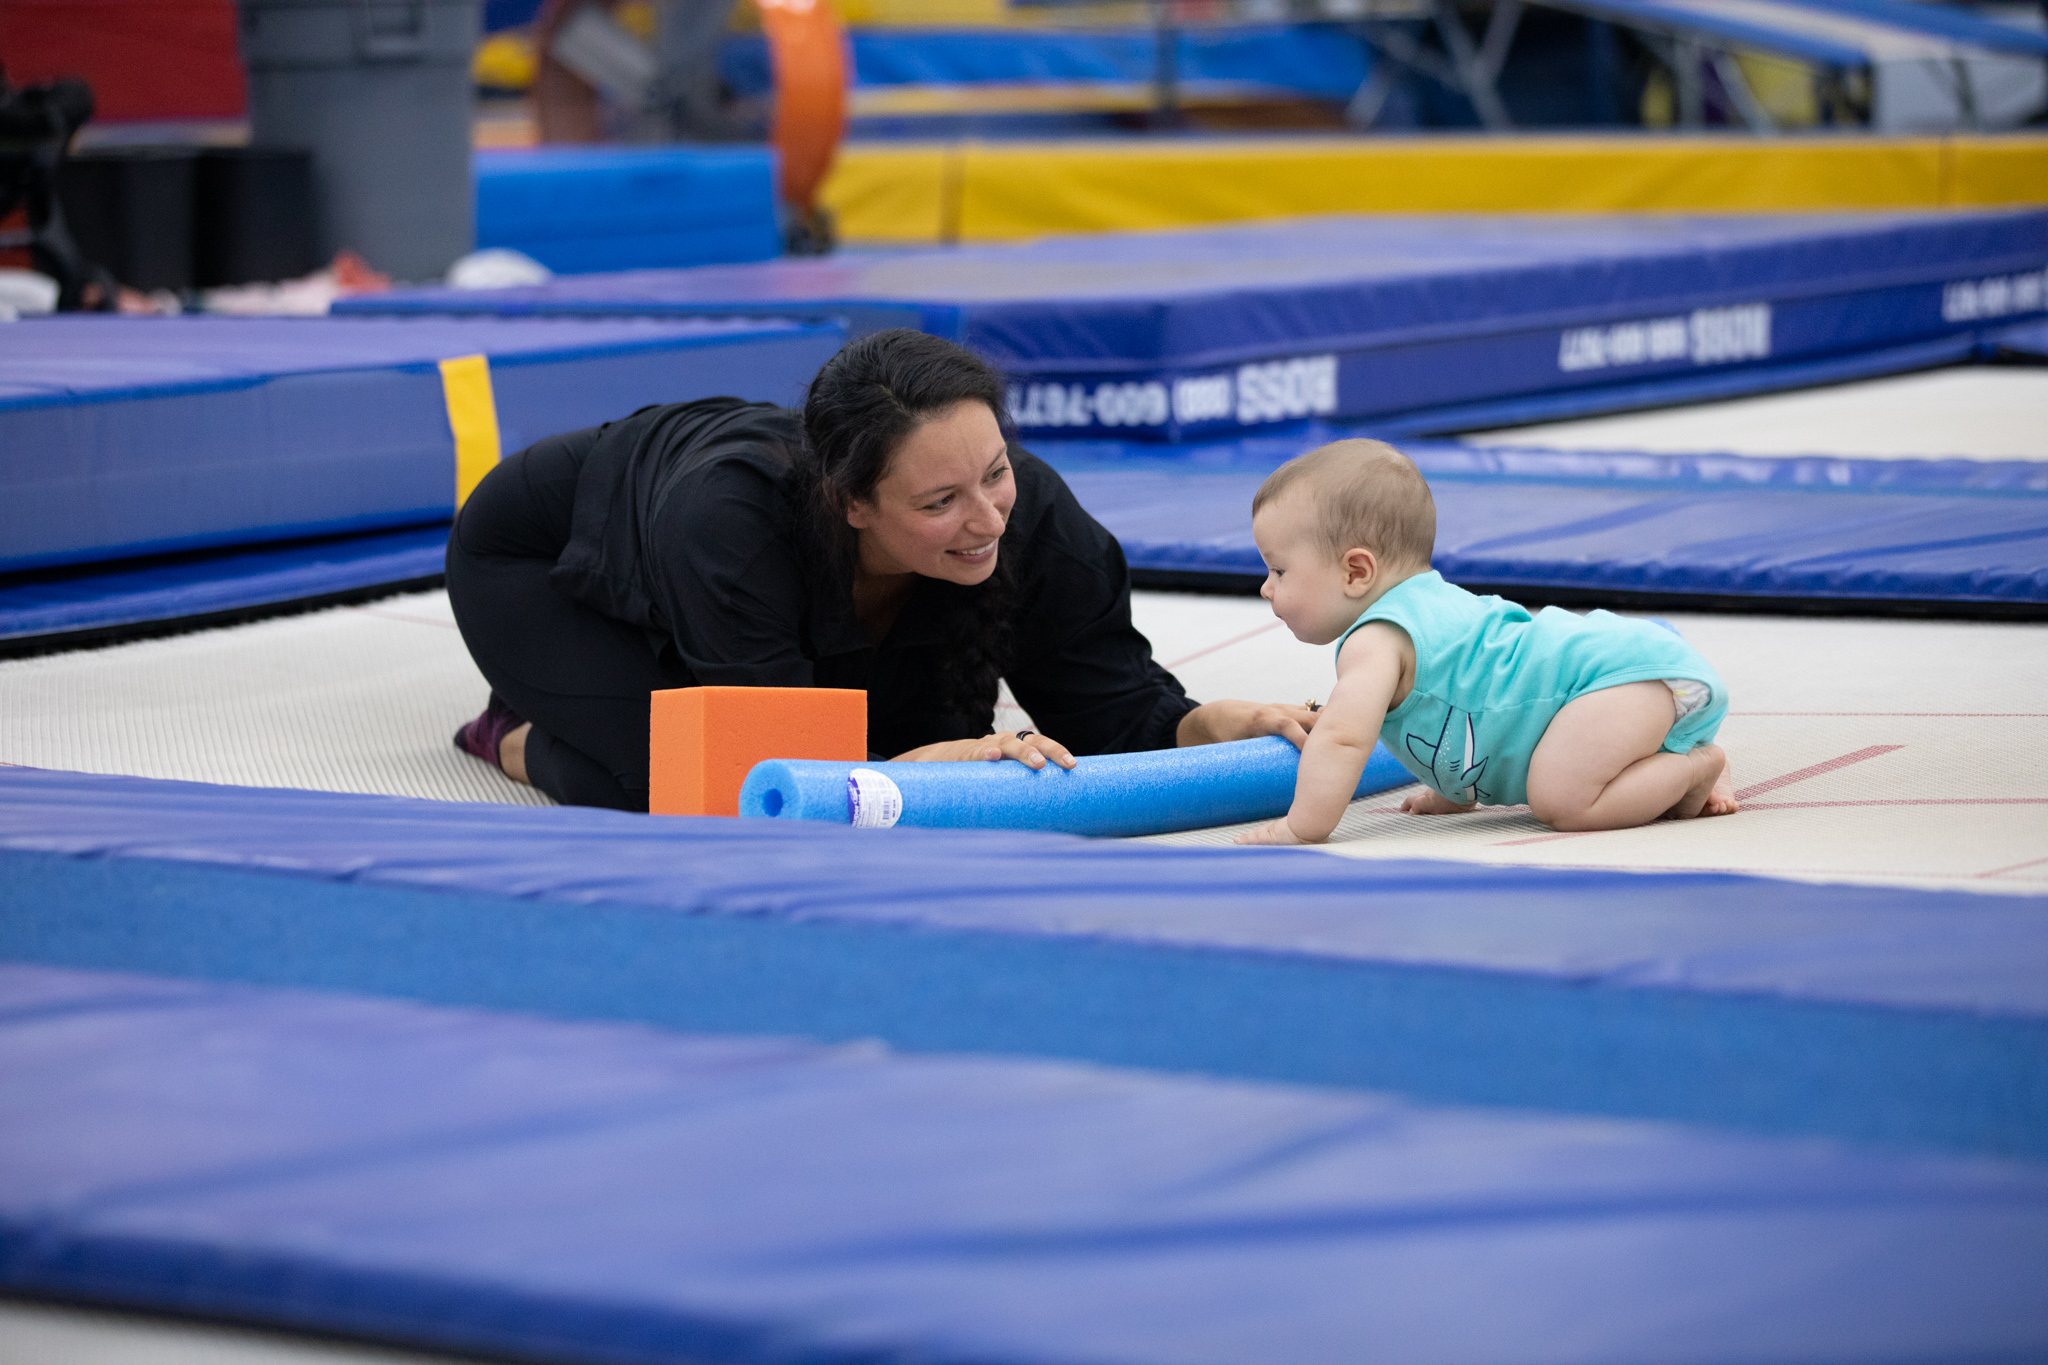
[{"xmin": 738, "ymin": 736, "xmax": 1414, "ymax": 837}]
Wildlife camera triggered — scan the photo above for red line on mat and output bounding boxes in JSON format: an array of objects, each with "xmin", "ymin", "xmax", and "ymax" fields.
[
  {"xmin": 1744, "ymin": 798, "xmax": 2048, "ymax": 810},
  {"xmin": 1164, "ymin": 621, "xmax": 1283, "ymax": 672},
  {"xmin": 1488, "ymin": 746, "xmax": 1911, "ymax": 846},
  {"xmin": 1734, "ymin": 745, "xmax": 1904, "ymax": 801},
  {"xmin": 1978, "ymin": 856, "xmax": 2048, "ymax": 881},
  {"xmin": 1507, "ymin": 860, "xmax": 1998, "ymax": 883},
  {"xmin": 1732, "ymin": 712, "xmax": 2048, "ymax": 718}
]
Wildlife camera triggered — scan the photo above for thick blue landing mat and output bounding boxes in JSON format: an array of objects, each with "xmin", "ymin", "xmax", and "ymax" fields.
[
  {"xmin": 0, "ymin": 524, "xmax": 449, "ymax": 646},
  {"xmin": 6, "ymin": 962, "xmax": 2046, "ymax": 1365},
  {"xmin": 0, "ymin": 314, "xmax": 845, "ymax": 575},
  {"xmin": 476, "ymin": 147, "xmax": 781, "ymax": 273},
  {"xmin": 1993, "ymin": 317, "xmax": 2048, "ymax": 360},
  {"xmin": 8, "ymin": 438, "xmax": 2041, "ymax": 647},
  {"xmin": 5, "ymin": 768, "xmax": 2044, "ymax": 1159},
  {"xmin": 1044, "ymin": 440, "xmax": 2048, "ymax": 607},
  {"xmin": 337, "ymin": 211, "xmax": 2048, "ymax": 441}
]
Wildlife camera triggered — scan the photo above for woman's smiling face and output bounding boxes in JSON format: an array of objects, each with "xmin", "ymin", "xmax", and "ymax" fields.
[{"xmin": 846, "ymin": 399, "xmax": 1015, "ymax": 586}]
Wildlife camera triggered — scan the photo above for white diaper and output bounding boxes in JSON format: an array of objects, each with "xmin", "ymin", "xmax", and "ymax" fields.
[{"xmin": 1664, "ymin": 678, "xmax": 1711, "ymax": 723}]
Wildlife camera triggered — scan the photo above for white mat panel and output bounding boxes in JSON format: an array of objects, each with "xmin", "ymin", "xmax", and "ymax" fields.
[
  {"xmin": 0, "ymin": 1302, "xmax": 488, "ymax": 1365},
  {"xmin": 2, "ymin": 589, "xmax": 2041, "ymax": 893},
  {"xmin": 0, "ymin": 594, "xmax": 548, "ymax": 807},
  {"xmin": 1140, "ymin": 594, "xmax": 2048, "ymax": 893},
  {"xmin": 1465, "ymin": 368, "xmax": 2048, "ymax": 460}
]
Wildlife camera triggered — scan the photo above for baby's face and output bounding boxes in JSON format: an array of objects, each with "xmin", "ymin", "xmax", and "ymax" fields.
[{"xmin": 1252, "ymin": 495, "xmax": 1360, "ymax": 645}]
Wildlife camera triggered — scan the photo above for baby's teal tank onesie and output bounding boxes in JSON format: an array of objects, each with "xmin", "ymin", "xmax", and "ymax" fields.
[{"xmin": 1335, "ymin": 571, "xmax": 1727, "ymax": 807}]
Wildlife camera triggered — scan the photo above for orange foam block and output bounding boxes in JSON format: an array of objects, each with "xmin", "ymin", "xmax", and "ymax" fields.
[{"xmin": 649, "ymin": 686, "xmax": 867, "ymax": 817}]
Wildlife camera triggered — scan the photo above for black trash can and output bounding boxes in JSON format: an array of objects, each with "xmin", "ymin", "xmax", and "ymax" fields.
[
  {"xmin": 194, "ymin": 146, "xmax": 322, "ymax": 286},
  {"xmin": 57, "ymin": 146, "xmax": 199, "ymax": 291}
]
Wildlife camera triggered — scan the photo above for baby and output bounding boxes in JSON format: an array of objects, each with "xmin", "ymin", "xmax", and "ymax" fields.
[{"xmin": 1238, "ymin": 439, "xmax": 1737, "ymax": 846}]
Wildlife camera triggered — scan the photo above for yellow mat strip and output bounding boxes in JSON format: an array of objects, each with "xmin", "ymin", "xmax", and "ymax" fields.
[
  {"xmin": 823, "ymin": 134, "xmax": 2048, "ymax": 244},
  {"xmin": 438, "ymin": 355, "xmax": 503, "ymax": 511}
]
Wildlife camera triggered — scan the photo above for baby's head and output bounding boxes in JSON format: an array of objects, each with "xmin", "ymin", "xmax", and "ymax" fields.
[{"xmin": 1250, "ymin": 439, "xmax": 1435, "ymax": 644}]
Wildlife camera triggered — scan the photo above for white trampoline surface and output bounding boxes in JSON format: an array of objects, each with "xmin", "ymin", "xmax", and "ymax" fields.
[
  {"xmin": 1465, "ymin": 368, "xmax": 2048, "ymax": 460},
  {"xmin": 0, "ymin": 1301, "xmax": 486, "ymax": 1365},
  {"xmin": 2, "ymin": 585, "xmax": 2042, "ymax": 896}
]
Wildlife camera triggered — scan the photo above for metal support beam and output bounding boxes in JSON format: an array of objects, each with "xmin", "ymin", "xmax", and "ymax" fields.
[{"xmin": 1710, "ymin": 49, "xmax": 1777, "ymax": 132}]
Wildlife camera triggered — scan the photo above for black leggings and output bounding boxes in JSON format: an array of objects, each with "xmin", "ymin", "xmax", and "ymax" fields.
[{"xmin": 445, "ymin": 446, "xmax": 688, "ymax": 810}]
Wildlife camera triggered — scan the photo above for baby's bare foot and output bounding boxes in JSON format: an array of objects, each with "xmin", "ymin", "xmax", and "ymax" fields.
[
  {"xmin": 1667, "ymin": 744, "xmax": 1730, "ymax": 820},
  {"xmin": 1401, "ymin": 788, "xmax": 1477, "ymax": 816},
  {"xmin": 1701, "ymin": 752, "xmax": 1739, "ymax": 817}
]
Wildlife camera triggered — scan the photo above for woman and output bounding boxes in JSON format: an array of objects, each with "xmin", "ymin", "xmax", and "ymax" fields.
[{"xmin": 448, "ymin": 329, "xmax": 1315, "ymax": 810}]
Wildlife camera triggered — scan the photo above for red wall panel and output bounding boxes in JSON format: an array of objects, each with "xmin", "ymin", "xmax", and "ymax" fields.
[{"xmin": 0, "ymin": 0, "xmax": 245, "ymax": 120}]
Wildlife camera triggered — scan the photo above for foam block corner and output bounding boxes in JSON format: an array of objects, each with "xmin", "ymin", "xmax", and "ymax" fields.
[{"xmin": 650, "ymin": 686, "xmax": 866, "ymax": 817}]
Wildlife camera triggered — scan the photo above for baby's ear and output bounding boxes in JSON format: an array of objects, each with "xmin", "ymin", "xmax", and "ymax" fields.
[{"xmin": 1341, "ymin": 546, "xmax": 1378, "ymax": 591}]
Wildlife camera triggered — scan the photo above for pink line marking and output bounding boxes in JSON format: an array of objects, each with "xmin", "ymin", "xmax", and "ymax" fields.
[
  {"xmin": 1487, "ymin": 746, "xmax": 1913, "ymax": 847},
  {"xmin": 1979, "ymin": 855, "xmax": 2048, "ymax": 881},
  {"xmin": 1732, "ymin": 712, "xmax": 2048, "ymax": 718},
  {"xmin": 1164, "ymin": 621, "xmax": 1283, "ymax": 672},
  {"xmin": 1744, "ymin": 798, "xmax": 2048, "ymax": 810},
  {"xmin": 1734, "ymin": 745, "xmax": 1903, "ymax": 801},
  {"xmin": 1497, "ymin": 859, "xmax": 2028, "ymax": 883}
]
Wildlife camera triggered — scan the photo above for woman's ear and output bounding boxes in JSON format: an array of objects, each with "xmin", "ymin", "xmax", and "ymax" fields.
[
  {"xmin": 842, "ymin": 494, "xmax": 873, "ymax": 531},
  {"xmin": 1341, "ymin": 547, "xmax": 1378, "ymax": 597}
]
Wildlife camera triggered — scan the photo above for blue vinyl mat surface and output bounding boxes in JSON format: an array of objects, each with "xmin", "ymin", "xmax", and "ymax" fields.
[
  {"xmin": 1046, "ymin": 439, "xmax": 2048, "ymax": 607},
  {"xmin": 0, "ymin": 314, "xmax": 845, "ymax": 575},
  {"xmin": 4, "ymin": 767, "xmax": 2044, "ymax": 1160},
  {"xmin": 0, "ymin": 525, "xmax": 450, "ymax": 646},
  {"xmin": 4, "ymin": 960, "xmax": 2045, "ymax": 1365},
  {"xmin": 5, "ymin": 439, "xmax": 2040, "ymax": 646},
  {"xmin": 739, "ymin": 25, "xmax": 1373, "ymax": 97},
  {"xmin": 337, "ymin": 211, "xmax": 2048, "ymax": 440},
  {"xmin": 476, "ymin": 147, "xmax": 782, "ymax": 273},
  {"xmin": 1993, "ymin": 317, "xmax": 2048, "ymax": 359}
]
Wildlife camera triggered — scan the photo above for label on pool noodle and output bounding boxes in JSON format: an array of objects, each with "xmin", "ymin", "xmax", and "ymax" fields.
[{"xmin": 847, "ymin": 768, "xmax": 903, "ymax": 829}]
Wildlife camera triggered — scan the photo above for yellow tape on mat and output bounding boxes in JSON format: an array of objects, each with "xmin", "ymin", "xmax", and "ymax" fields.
[
  {"xmin": 820, "ymin": 134, "xmax": 2048, "ymax": 245},
  {"xmin": 438, "ymin": 354, "xmax": 502, "ymax": 510}
]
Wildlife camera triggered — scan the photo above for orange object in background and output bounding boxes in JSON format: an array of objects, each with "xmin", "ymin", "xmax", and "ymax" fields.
[
  {"xmin": 756, "ymin": 0, "xmax": 845, "ymax": 215},
  {"xmin": 650, "ymin": 686, "xmax": 866, "ymax": 816},
  {"xmin": 0, "ymin": 0, "xmax": 245, "ymax": 121}
]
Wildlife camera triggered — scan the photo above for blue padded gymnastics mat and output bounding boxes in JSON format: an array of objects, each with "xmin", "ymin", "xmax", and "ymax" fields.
[
  {"xmin": 0, "ymin": 525, "xmax": 452, "ymax": 652},
  {"xmin": 1042, "ymin": 439, "xmax": 2048, "ymax": 613},
  {"xmin": 476, "ymin": 147, "xmax": 782, "ymax": 273},
  {"xmin": 1993, "ymin": 317, "xmax": 2048, "ymax": 361},
  {"xmin": 0, "ymin": 314, "xmax": 846, "ymax": 577},
  {"xmin": 6, "ymin": 960, "xmax": 2045, "ymax": 1365},
  {"xmin": 337, "ymin": 211, "xmax": 2048, "ymax": 441},
  {"xmin": 5, "ymin": 766, "xmax": 2045, "ymax": 1162}
]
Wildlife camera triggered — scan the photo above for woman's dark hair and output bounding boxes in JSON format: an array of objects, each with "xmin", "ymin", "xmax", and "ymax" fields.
[{"xmin": 795, "ymin": 329, "xmax": 1017, "ymax": 734}]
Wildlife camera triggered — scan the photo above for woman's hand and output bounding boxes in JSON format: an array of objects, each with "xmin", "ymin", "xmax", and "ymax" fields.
[
  {"xmin": 892, "ymin": 730, "xmax": 1077, "ymax": 771},
  {"xmin": 1176, "ymin": 700, "xmax": 1320, "ymax": 751}
]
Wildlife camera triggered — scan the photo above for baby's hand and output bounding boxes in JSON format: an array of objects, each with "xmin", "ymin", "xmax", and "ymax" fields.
[
  {"xmin": 1401, "ymin": 788, "xmax": 1477, "ymax": 816},
  {"xmin": 1236, "ymin": 818, "xmax": 1309, "ymax": 846}
]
